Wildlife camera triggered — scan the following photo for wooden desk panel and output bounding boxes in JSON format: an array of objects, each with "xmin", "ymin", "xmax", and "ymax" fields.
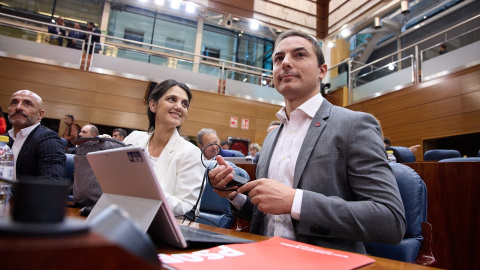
[
  {"xmin": 405, "ymin": 162, "xmax": 480, "ymax": 270},
  {"xmin": 0, "ymin": 229, "xmax": 159, "ymax": 270},
  {"xmin": 1, "ymin": 198, "xmax": 443, "ymax": 270}
]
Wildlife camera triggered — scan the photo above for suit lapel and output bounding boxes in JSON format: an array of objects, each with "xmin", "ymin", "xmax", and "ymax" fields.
[
  {"xmin": 16, "ymin": 125, "xmax": 40, "ymax": 167},
  {"xmin": 293, "ymin": 100, "xmax": 333, "ymax": 188},
  {"xmin": 257, "ymin": 125, "xmax": 284, "ymax": 179},
  {"xmin": 153, "ymin": 130, "xmax": 178, "ymax": 175}
]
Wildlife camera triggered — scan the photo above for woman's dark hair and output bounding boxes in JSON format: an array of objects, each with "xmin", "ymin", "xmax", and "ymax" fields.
[{"xmin": 147, "ymin": 79, "xmax": 192, "ymax": 133}]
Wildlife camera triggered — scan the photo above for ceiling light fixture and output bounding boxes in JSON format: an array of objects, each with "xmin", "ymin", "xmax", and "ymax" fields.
[
  {"xmin": 170, "ymin": 0, "xmax": 180, "ymax": 10},
  {"xmin": 373, "ymin": 17, "xmax": 382, "ymax": 29},
  {"xmin": 185, "ymin": 3, "xmax": 196, "ymax": 14},
  {"xmin": 340, "ymin": 28, "xmax": 351, "ymax": 38},
  {"xmin": 250, "ymin": 20, "xmax": 260, "ymax": 31},
  {"xmin": 401, "ymin": 0, "xmax": 410, "ymax": 14}
]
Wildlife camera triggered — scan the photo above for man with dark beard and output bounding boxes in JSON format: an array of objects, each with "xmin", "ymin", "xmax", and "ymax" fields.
[{"xmin": 7, "ymin": 90, "xmax": 66, "ymax": 182}]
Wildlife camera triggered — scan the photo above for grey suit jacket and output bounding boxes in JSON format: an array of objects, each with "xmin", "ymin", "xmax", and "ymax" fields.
[{"xmin": 236, "ymin": 100, "xmax": 406, "ymax": 253}]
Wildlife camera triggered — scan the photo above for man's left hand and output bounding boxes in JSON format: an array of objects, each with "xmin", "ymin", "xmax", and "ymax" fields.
[{"xmin": 237, "ymin": 178, "xmax": 295, "ymax": 215}]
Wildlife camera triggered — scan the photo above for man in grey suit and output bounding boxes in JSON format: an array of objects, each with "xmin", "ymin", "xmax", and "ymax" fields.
[{"xmin": 208, "ymin": 30, "xmax": 406, "ymax": 254}]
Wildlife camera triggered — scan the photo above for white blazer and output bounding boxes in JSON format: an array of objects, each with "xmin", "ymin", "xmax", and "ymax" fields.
[{"xmin": 124, "ymin": 130, "xmax": 204, "ymax": 216}]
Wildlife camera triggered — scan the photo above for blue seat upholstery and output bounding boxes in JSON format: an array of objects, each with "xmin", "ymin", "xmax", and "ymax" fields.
[
  {"xmin": 197, "ymin": 160, "xmax": 249, "ymax": 228},
  {"xmin": 478, "ymin": 149, "xmax": 480, "ymax": 157},
  {"xmin": 389, "ymin": 146, "xmax": 416, "ymax": 163},
  {"xmin": 65, "ymin": 153, "xmax": 75, "ymax": 181},
  {"xmin": 60, "ymin": 138, "xmax": 68, "ymax": 148},
  {"xmin": 424, "ymin": 149, "xmax": 461, "ymax": 161},
  {"xmin": 439, "ymin": 157, "xmax": 480, "ymax": 162},
  {"xmin": 65, "ymin": 153, "xmax": 75, "ymax": 201},
  {"xmin": 221, "ymin": 149, "xmax": 245, "ymax": 157},
  {"xmin": 364, "ymin": 163, "xmax": 430, "ymax": 263}
]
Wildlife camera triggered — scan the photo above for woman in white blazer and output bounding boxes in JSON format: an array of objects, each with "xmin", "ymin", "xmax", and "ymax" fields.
[{"xmin": 124, "ymin": 79, "xmax": 204, "ymax": 216}]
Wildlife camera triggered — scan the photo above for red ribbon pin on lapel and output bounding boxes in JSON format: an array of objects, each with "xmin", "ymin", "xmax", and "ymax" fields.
[{"xmin": 315, "ymin": 122, "xmax": 321, "ymax": 127}]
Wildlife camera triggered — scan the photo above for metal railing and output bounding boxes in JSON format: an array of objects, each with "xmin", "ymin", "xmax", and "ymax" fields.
[
  {"xmin": 0, "ymin": 12, "xmax": 283, "ymax": 105},
  {"xmin": 325, "ymin": 14, "xmax": 480, "ymax": 105}
]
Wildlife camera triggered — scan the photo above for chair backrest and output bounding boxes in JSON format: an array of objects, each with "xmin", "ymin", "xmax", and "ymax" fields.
[
  {"xmin": 364, "ymin": 163, "xmax": 427, "ymax": 262},
  {"xmin": 439, "ymin": 157, "xmax": 480, "ymax": 162},
  {"xmin": 60, "ymin": 138, "xmax": 68, "ymax": 148},
  {"xmin": 197, "ymin": 160, "xmax": 250, "ymax": 228},
  {"xmin": 230, "ymin": 150, "xmax": 246, "ymax": 157},
  {"xmin": 389, "ymin": 146, "xmax": 416, "ymax": 163},
  {"xmin": 65, "ymin": 153, "xmax": 75, "ymax": 180},
  {"xmin": 478, "ymin": 149, "xmax": 480, "ymax": 157},
  {"xmin": 424, "ymin": 149, "xmax": 461, "ymax": 161}
]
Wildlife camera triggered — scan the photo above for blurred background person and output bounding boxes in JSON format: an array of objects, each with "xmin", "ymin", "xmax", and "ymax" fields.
[
  {"xmin": 0, "ymin": 106, "xmax": 6, "ymax": 134},
  {"xmin": 112, "ymin": 128, "xmax": 126, "ymax": 141}
]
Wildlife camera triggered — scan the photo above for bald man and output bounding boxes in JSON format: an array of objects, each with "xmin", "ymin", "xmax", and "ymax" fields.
[
  {"xmin": 79, "ymin": 124, "xmax": 99, "ymax": 138},
  {"xmin": 48, "ymin": 17, "xmax": 66, "ymax": 46},
  {"xmin": 7, "ymin": 90, "xmax": 66, "ymax": 182}
]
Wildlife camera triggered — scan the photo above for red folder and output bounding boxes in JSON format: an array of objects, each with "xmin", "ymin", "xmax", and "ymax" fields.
[{"xmin": 160, "ymin": 236, "xmax": 375, "ymax": 270}]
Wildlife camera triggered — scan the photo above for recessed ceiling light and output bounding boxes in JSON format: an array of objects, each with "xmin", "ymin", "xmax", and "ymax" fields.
[
  {"xmin": 250, "ymin": 20, "xmax": 259, "ymax": 31},
  {"xmin": 340, "ymin": 29, "xmax": 351, "ymax": 38},
  {"xmin": 170, "ymin": 0, "xmax": 180, "ymax": 10},
  {"xmin": 186, "ymin": 3, "xmax": 196, "ymax": 13}
]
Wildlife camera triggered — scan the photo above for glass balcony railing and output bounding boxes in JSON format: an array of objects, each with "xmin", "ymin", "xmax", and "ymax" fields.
[
  {"xmin": 324, "ymin": 14, "xmax": 480, "ymax": 105},
  {"xmin": 0, "ymin": 12, "xmax": 281, "ymax": 105}
]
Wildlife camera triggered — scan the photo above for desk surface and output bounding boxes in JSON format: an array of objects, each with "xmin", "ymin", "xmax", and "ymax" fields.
[{"xmin": 62, "ymin": 207, "xmax": 440, "ymax": 270}]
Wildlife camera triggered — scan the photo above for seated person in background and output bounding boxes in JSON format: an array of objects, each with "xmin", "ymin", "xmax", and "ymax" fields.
[
  {"xmin": 383, "ymin": 137, "xmax": 420, "ymax": 162},
  {"xmin": 383, "ymin": 137, "xmax": 405, "ymax": 163},
  {"xmin": 66, "ymin": 22, "xmax": 86, "ymax": 49},
  {"xmin": 247, "ymin": 143, "xmax": 261, "ymax": 159},
  {"xmin": 220, "ymin": 140, "xmax": 230, "ymax": 150},
  {"xmin": 0, "ymin": 106, "xmax": 6, "ymax": 134},
  {"xmin": 62, "ymin": 114, "xmax": 81, "ymax": 147},
  {"xmin": 66, "ymin": 124, "xmax": 99, "ymax": 154},
  {"xmin": 208, "ymin": 30, "xmax": 405, "ymax": 253},
  {"xmin": 7, "ymin": 90, "xmax": 65, "ymax": 182},
  {"xmin": 47, "ymin": 17, "xmax": 66, "ymax": 46},
  {"xmin": 197, "ymin": 128, "xmax": 236, "ymax": 160},
  {"xmin": 112, "ymin": 128, "xmax": 126, "ymax": 141},
  {"xmin": 79, "ymin": 124, "xmax": 99, "ymax": 138},
  {"xmin": 267, "ymin": 120, "xmax": 281, "ymax": 134},
  {"xmin": 124, "ymin": 79, "xmax": 204, "ymax": 216}
]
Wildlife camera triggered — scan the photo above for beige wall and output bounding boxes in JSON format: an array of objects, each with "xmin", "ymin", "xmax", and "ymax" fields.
[
  {"xmin": 253, "ymin": 0, "xmax": 317, "ymax": 36},
  {"xmin": 0, "ymin": 57, "xmax": 281, "ymax": 146}
]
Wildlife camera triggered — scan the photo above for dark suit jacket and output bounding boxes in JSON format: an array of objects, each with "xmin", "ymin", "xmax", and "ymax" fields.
[
  {"xmin": 67, "ymin": 30, "xmax": 86, "ymax": 49},
  {"xmin": 47, "ymin": 25, "xmax": 66, "ymax": 46},
  {"xmin": 234, "ymin": 100, "xmax": 406, "ymax": 253},
  {"xmin": 86, "ymin": 28, "xmax": 101, "ymax": 53},
  {"xmin": 8, "ymin": 125, "xmax": 66, "ymax": 183}
]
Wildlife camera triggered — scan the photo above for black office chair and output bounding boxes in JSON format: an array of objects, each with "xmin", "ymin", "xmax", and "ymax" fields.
[
  {"xmin": 424, "ymin": 149, "xmax": 461, "ymax": 161},
  {"xmin": 364, "ymin": 163, "xmax": 435, "ymax": 265}
]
